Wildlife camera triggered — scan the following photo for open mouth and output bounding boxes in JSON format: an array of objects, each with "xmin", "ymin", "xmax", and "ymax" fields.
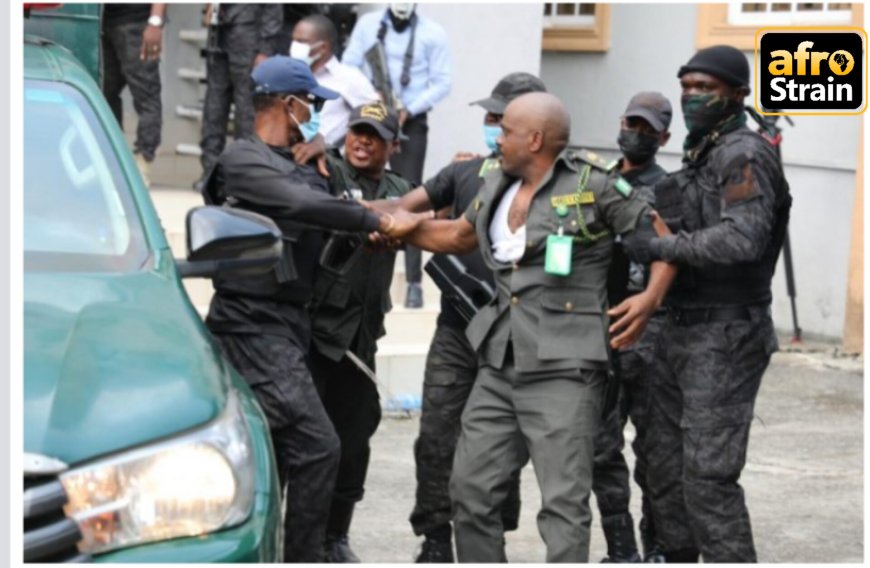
[{"xmin": 351, "ymin": 147, "xmax": 371, "ymax": 160}]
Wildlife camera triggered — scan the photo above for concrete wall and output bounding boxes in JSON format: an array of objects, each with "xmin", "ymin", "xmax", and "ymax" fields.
[{"xmin": 540, "ymin": 3, "xmax": 862, "ymax": 340}]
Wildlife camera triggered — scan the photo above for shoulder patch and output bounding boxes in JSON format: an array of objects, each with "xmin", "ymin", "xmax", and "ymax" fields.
[
  {"xmin": 570, "ymin": 149, "xmax": 617, "ymax": 172},
  {"xmin": 613, "ymin": 177, "xmax": 633, "ymax": 198}
]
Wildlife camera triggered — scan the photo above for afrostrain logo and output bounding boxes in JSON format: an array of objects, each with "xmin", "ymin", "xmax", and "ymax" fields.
[
  {"xmin": 361, "ymin": 103, "xmax": 388, "ymax": 121},
  {"xmin": 756, "ymin": 28, "xmax": 867, "ymax": 116}
]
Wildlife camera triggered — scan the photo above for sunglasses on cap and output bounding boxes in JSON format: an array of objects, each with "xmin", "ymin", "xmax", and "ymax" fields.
[{"xmin": 285, "ymin": 93, "xmax": 326, "ymax": 113}]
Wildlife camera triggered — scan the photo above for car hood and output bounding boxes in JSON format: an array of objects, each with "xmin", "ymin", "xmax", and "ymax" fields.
[{"xmin": 24, "ymin": 268, "xmax": 228, "ymax": 466}]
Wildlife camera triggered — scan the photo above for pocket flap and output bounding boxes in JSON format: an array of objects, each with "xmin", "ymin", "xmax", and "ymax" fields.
[{"xmin": 540, "ymin": 288, "xmax": 602, "ymax": 314}]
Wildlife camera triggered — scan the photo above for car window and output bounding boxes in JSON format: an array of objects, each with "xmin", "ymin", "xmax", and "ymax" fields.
[{"xmin": 24, "ymin": 80, "xmax": 149, "ymax": 272}]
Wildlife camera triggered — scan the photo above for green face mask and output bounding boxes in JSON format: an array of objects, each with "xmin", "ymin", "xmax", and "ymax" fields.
[
  {"xmin": 681, "ymin": 93, "xmax": 746, "ymax": 156},
  {"xmin": 680, "ymin": 93, "xmax": 743, "ymax": 137}
]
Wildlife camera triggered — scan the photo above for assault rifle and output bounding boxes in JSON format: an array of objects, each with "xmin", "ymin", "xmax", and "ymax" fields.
[
  {"xmin": 364, "ymin": 42, "xmax": 401, "ymax": 113},
  {"xmin": 745, "ymin": 106, "xmax": 801, "ymax": 343}
]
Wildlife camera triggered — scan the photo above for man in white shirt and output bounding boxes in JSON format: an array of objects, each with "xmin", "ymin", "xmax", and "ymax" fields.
[{"xmin": 291, "ymin": 14, "xmax": 380, "ymax": 148}]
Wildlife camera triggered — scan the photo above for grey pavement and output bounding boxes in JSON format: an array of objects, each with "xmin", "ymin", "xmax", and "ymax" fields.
[
  {"xmin": 352, "ymin": 347, "xmax": 864, "ymax": 563},
  {"xmin": 148, "ymin": 187, "xmax": 863, "ymax": 563}
]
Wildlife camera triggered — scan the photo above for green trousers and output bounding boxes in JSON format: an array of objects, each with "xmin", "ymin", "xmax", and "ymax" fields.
[{"xmin": 450, "ymin": 360, "xmax": 605, "ymax": 562}]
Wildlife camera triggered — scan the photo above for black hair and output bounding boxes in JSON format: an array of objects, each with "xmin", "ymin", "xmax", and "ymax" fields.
[{"xmin": 301, "ymin": 14, "xmax": 338, "ymax": 51}]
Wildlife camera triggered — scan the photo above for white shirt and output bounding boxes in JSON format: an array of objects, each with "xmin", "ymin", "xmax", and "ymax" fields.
[
  {"xmin": 489, "ymin": 180, "xmax": 527, "ymax": 264},
  {"xmin": 314, "ymin": 56, "xmax": 380, "ymax": 147}
]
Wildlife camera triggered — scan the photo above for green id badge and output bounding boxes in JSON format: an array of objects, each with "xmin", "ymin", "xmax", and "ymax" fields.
[{"xmin": 545, "ymin": 234, "xmax": 573, "ymax": 276}]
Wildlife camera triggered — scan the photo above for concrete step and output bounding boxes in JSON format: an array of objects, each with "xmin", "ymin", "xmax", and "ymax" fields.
[
  {"xmin": 176, "ymin": 143, "xmax": 203, "ymax": 157},
  {"xmin": 178, "ymin": 67, "xmax": 206, "ymax": 82},
  {"xmin": 382, "ymin": 306, "xmax": 439, "ymax": 345},
  {"xmin": 374, "ymin": 343, "xmax": 429, "ymax": 402},
  {"xmin": 179, "ymin": 28, "xmax": 207, "ymax": 45}
]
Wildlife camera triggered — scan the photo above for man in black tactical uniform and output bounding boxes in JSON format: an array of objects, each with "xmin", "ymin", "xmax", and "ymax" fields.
[
  {"xmin": 308, "ymin": 102, "xmax": 411, "ymax": 562},
  {"xmin": 197, "ymin": 4, "xmax": 283, "ymax": 190},
  {"xmin": 645, "ymin": 45, "xmax": 792, "ymax": 563},
  {"xmin": 592, "ymin": 91, "xmax": 672, "ymax": 563},
  {"xmin": 377, "ymin": 72, "xmax": 547, "ymax": 563},
  {"xmin": 201, "ymin": 56, "xmax": 423, "ymax": 562},
  {"xmin": 101, "ymin": 3, "xmax": 167, "ymax": 187}
]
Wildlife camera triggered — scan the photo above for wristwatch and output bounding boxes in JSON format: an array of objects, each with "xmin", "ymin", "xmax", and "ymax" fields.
[{"xmin": 147, "ymin": 15, "xmax": 164, "ymax": 28}]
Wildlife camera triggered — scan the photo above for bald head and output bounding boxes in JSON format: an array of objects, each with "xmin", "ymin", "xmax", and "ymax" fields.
[{"xmin": 504, "ymin": 92, "xmax": 571, "ymax": 157}]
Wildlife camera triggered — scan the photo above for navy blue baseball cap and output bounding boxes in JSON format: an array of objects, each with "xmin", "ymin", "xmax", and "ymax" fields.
[{"xmin": 251, "ymin": 56, "xmax": 339, "ymax": 100}]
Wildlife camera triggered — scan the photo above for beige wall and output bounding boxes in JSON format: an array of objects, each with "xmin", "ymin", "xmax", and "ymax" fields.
[{"xmin": 842, "ymin": 122, "xmax": 863, "ymax": 354}]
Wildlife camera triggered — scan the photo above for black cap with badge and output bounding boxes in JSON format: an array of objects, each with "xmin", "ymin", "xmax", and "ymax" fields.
[
  {"xmin": 470, "ymin": 72, "xmax": 548, "ymax": 114},
  {"xmin": 347, "ymin": 101, "xmax": 408, "ymax": 141},
  {"xmin": 622, "ymin": 91, "xmax": 673, "ymax": 133}
]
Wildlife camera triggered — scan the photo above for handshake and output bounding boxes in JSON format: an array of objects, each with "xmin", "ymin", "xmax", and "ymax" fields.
[{"xmin": 364, "ymin": 199, "xmax": 433, "ymax": 249}]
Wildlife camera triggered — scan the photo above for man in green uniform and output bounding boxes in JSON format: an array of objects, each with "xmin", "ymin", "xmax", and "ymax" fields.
[
  {"xmin": 308, "ymin": 101, "xmax": 411, "ymax": 562},
  {"xmin": 392, "ymin": 92, "xmax": 676, "ymax": 562}
]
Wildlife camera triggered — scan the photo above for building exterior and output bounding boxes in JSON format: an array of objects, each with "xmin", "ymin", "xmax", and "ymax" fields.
[{"xmin": 128, "ymin": 2, "xmax": 862, "ymax": 347}]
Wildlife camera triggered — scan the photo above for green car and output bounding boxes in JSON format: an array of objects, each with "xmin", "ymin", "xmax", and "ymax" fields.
[{"xmin": 23, "ymin": 36, "xmax": 284, "ymax": 562}]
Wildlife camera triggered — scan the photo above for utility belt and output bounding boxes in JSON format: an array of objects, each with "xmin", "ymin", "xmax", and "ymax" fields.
[{"xmin": 666, "ymin": 305, "xmax": 757, "ymax": 327}]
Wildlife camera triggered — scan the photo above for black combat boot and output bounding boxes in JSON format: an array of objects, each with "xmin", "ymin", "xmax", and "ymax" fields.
[
  {"xmin": 600, "ymin": 513, "xmax": 642, "ymax": 563},
  {"xmin": 324, "ymin": 500, "xmax": 360, "ymax": 562},
  {"xmin": 639, "ymin": 514, "xmax": 665, "ymax": 562},
  {"xmin": 662, "ymin": 548, "xmax": 700, "ymax": 563},
  {"xmin": 324, "ymin": 533, "xmax": 361, "ymax": 563},
  {"xmin": 415, "ymin": 537, "xmax": 454, "ymax": 563},
  {"xmin": 415, "ymin": 526, "xmax": 454, "ymax": 563}
]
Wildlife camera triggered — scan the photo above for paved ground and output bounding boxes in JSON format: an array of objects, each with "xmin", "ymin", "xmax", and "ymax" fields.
[{"xmin": 350, "ymin": 345, "xmax": 864, "ymax": 563}]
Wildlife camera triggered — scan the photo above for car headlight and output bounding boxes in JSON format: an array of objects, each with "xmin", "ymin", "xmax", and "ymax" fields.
[{"xmin": 59, "ymin": 389, "xmax": 256, "ymax": 555}]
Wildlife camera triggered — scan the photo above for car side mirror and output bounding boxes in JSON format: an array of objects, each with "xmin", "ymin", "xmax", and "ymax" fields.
[{"xmin": 176, "ymin": 206, "xmax": 282, "ymax": 279}]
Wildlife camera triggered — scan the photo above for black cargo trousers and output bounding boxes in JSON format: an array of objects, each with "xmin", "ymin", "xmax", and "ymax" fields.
[
  {"xmin": 592, "ymin": 315, "xmax": 665, "ymax": 555},
  {"xmin": 200, "ymin": 23, "xmax": 260, "ymax": 176},
  {"xmin": 101, "ymin": 19, "xmax": 162, "ymax": 161},
  {"xmin": 211, "ymin": 307, "xmax": 340, "ymax": 563}
]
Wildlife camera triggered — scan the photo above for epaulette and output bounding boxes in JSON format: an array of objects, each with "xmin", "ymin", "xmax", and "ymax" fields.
[
  {"xmin": 478, "ymin": 157, "xmax": 501, "ymax": 178},
  {"xmin": 569, "ymin": 149, "xmax": 618, "ymax": 173}
]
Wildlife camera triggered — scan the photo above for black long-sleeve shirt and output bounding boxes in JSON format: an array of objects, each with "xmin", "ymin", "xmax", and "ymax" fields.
[{"xmin": 205, "ymin": 135, "xmax": 380, "ymax": 337}]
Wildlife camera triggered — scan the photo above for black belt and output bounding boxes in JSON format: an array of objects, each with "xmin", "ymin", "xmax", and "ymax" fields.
[{"xmin": 667, "ymin": 306, "xmax": 752, "ymax": 326}]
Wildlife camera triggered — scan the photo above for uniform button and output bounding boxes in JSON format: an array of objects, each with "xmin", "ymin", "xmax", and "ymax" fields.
[
  {"xmin": 565, "ymin": 301, "xmax": 574, "ymax": 311},
  {"xmin": 512, "ymin": 263, "xmax": 519, "ymax": 271},
  {"xmin": 527, "ymin": 240, "xmax": 534, "ymax": 248},
  {"xmin": 571, "ymin": 220, "xmax": 578, "ymax": 227},
  {"xmin": 511, "ymin": 296, "xmax": 519, "ymax": 306}
]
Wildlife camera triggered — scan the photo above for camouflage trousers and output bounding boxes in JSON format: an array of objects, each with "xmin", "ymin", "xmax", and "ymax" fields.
[
  {"xmin": 102, "ymin": 20, "xmax": 162, "ymax": 161},
  {"xmin": 592, "ymin": 315, "xmax": 664, "ymax": 554},
  {"xmin": 200, "ymin": 24, "xmax": 260, "ymax": 176},
  {"xmin": 212, "ymin": 323, "xmax": 340, "ymax": 562},
  {"xmin": 645, "ymin": 307, "xmax": 777, "ymax": 562},
  {"xmin": 410, "ymin": 324, "xmax": 521, "ymax": 539}
]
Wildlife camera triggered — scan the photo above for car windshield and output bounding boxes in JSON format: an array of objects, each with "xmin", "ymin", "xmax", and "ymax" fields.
[{"xmin": 24, "ymin": 80, "xmax": 148, "ymax": 272}]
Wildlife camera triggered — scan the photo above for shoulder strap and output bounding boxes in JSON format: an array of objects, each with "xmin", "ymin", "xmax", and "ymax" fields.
[{"xmin": 569, "ymin": 149, "xmax": 618, "ymax": 173}]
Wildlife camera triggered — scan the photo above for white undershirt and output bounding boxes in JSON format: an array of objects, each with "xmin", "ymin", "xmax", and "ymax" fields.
[{"xmin": 489, "ymin": 180, "xmax": 527, "ymax": 263}]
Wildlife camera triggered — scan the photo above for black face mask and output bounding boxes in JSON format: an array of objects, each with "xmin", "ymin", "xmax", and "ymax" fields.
[
  {"xmin": 617, "ymin": 129, "xmax": 660, "ymax": 165},
  {"xmin": 389, "ymin": 11, "xmax": 414, "ymax": 32}
]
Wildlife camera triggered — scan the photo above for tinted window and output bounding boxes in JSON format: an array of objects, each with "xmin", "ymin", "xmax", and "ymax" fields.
[{"xmin": 24, "ymin": 80, "xmax": 148, "ymax": 272}]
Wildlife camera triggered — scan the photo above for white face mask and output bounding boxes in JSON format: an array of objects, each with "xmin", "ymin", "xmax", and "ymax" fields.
[
  {"xmin": 289, "ymin": 40, "xmax": 320, "ymax": 67},
  {"xmin": 389, "ymin": 3, "xmax": 415, "ymax": 20}
]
